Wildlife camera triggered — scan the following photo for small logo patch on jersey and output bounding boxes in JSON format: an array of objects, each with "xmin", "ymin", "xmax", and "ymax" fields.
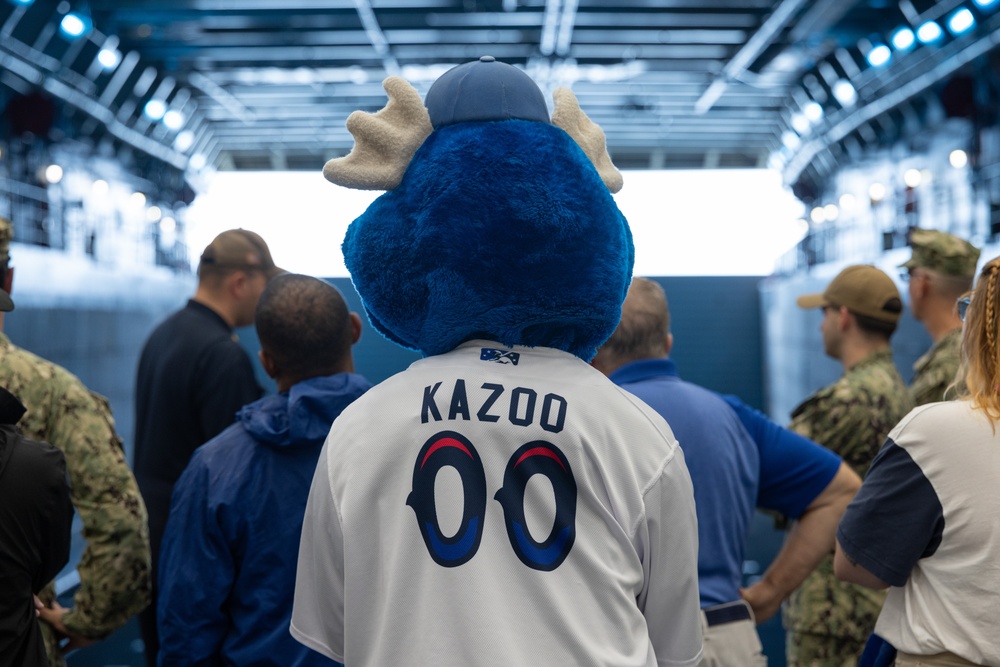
[{"xmin": 480, "ymin": 348, "xmax": 520, "ymax": 365}]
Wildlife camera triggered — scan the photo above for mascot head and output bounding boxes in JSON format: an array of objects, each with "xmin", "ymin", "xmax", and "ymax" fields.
[{"xmin": 325, "ymin": 56, "xmax": 633, "ymax": 361}]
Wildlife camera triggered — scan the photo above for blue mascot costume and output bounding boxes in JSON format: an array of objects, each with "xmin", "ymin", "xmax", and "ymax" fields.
[{"xmin": 290, "ymin": 56, "xmax": 704, "ymax": 667}]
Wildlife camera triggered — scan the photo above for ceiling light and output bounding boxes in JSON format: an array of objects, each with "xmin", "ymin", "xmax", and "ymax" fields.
[
  {"xmin": 59, "ymin": 13, "xmax": 90, "ymax": 38},
  {"xmin": 160, "ymin": 217, "xmax": 176, "ymax": 234},
  {"xmin": 781, "ymin": 131, "xmax": 801, "ymax": 150},
  {"xmin": 866, "ymin": 44, "xmax": 892, "ymax": 67},
  {"xmin": 163, "ymin": 110, "xmax": 185, "ymax": 130},
  {"xmin": 174, "ymin": 130, "xmax": 195, "ymax": 152},
  {"xmin": 823, "ymin": 204, "xmax": 839, "ymax": 221},
  {"xmin": 839, "ymin": 193, "xmax": 857, "ymax": 210},
  {"xmin": 143, "ymin": 99, "xmax": 166, "ymax": 120},
  {"xmin": 189, "ymin": 154, "xmax": 207, "ymax": 170},
  {"xmin": 891, "ymin": 27, "xmax": 916, "ymax": 51},
  {"xmin": 904, "ymin": 168, "xmax": 922, "ymax": 188},
  {"xmin": 869, "ymin": 183, "xmax": 886, "ymax": 202},
  {"xmin": 810, "ymin": 206, "xmax": 826, "ymax": 224},
  {"xmin": 974, "ymin": 0, "xmax": 999, "ymax": 9},
  {"xmin": 92, "ymin": 179, "xmax": 109, "ymax": 196},
  {"xmin": 44, "ymin": 164, "xmax": 63, "ymax": 184},
  {"xmin": 803, "ymin": 101, "xmax": 824, "ymax": 123},
  {"xmin": 832, "ymin": 80, "xmax": 858, "ymax": 106},
  {"xmin": 947, "ymin": 8, "xmax": 975, "ymax": 34},
  {"xmin": 130, "ymin": 192, "xmax": 147, "ymax": 207},
  {"xmin": 790, "ymin": 113, "xmax": 810, "ymax": 134},
  {"xmin": 950, "ymin": 149, "xmax": 969, "ymax": 168},
  {"xmin": 917, "ymin": 21, "xmax": 944, "ymax": 44},
  {"xmin": 146, "ymin": 206, "xmax": 162, "ymax": 222},
  {"xmin": 97, "ymin": 48, "xmax": 120, "ymax": 69}
]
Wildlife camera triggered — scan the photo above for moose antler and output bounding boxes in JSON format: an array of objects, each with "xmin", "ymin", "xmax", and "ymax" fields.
[
  {"xmin": 551, "ymin": 87, "xmax": 624, "ymax": 193},
  {"xmin": 322, "ymin": 76, "xmax": 433, "ymax": 191}
]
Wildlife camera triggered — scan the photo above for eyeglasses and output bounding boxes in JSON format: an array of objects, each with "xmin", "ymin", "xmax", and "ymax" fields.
[
  {"xmin": 898, "ymin": 267, "xmax": 925, "ymax": 282},
  {"xmin": 957, "ymin": 295, "xmax": 972, "ymax": 322}
]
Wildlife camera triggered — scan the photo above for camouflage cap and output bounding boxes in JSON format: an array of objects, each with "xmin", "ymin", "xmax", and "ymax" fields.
[
  {"xmin": 797, "ymin": 264, "xmax": 902, "ymax": 324},
  {"xmin": 198, "ymin": 229, "xmax": 284, "ymax": 280},
  {"xmin": 899, "ymin": 228, "xmax": 980, "ymax": 277}
]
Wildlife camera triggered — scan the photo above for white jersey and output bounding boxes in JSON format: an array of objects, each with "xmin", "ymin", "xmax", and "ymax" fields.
[{"xmin": 292, "ymin": 341, "xmax": 702, "ymax": 667}]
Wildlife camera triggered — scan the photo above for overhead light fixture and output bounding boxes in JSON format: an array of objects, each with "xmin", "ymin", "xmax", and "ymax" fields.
[
  {"xmin": 174, "ymin": 130, "xmax": 196, "ymax": 152},
  {"xmin": 163, "ymin": 110, "xmax": 185, "ymax": 130},
  {"xmin": 189, "ymin": 154, "xmax": 207, "ymax": 170},
  {"xmin": 791, "ymin": 112, "xmax": 811, "ymax": 134},
  {"xmin": 866, "ymin": 44, "xmax": 892, "ymax": 67},
  {"xmin": 781, "ymin": 131, "xmax": 801, "ymax": 150},
  {"xmin": 891, "ymin": 27, "xmax": 916, "ymax": 51},
  {"xmin": 869, "ymin": 182, "xmax": 886, "ymax": 202},
  {"xmin": 833, "ymin": 80, "xmax": 858, "ymax": 106},
  {"xmin": 146, "ymin": 206, "xmax": 163, "ymax": 222},
  {"xmin": 904, "ymin": 168, "xmax": 923, "ymax": 188},
  {"xmin": 97, "ymin": 48, "xmax": 120, "ymax": 69},
  {"xmin": 44, "ymin": 164, "xmax": 63, "ymax": 184},
  {"xmin": 59, "ymin": 13, "xmax": 91, "ymax": 38},
  {"xmin": 974, "ymin": 0, "xmax": 999, "ymax": 9},
  {"xmin": 810, "ymin": 206, "xmax": 826, "ymax": 224},
  {"xmin": 803, "ymin": 101, "xmax": 824, "ymax": 123},
  {"xmin": 130, "ymin": 192, "xmax": 147, "ymax": 207},
  {"xmin": 947, "ymin": 8, "xmax": 975, "ymax": 35},
  {"xmin": 823, "ymin": 203, "xmax": 839, "ymax": 221},
  {"xmin": 143, "ymin": 99, "xmax": 167, "ymax": 120},
  {"xmin": 839, "ymin": 193, "xmax": 857, "ymax": 211},
  {"xmin": 950, "ymin": 149, "xmax": 969, "ymax": 168},
  {"xmin": 916, "ymin": 21, "xmax": 944, "ymax": 44}
]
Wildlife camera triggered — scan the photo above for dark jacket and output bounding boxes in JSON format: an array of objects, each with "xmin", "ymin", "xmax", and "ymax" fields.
[
  {"xmin": 0, "ymin": 390, "xmax": 73, "ymax": 667},
  {"xmin": 157, "ymin": 372, "xmax": 371, "ymax": 666}
]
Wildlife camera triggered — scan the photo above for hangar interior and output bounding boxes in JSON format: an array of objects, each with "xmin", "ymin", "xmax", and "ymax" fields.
[{"xmin": 2, "ymin": 1, "xmax": 1000, "ymax": 665}]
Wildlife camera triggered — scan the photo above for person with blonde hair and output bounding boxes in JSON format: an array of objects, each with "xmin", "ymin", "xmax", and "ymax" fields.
[{"xmin": 834, "ymin": 255, "xmax": 1000, "ymax": 667}]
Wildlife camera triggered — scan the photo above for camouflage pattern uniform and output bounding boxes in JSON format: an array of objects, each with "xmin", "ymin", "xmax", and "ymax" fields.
[
  {"xmin": 909, "ymin": 327, "xmax": 962, "ymax": 406},
  {"xmin": 785, "ymin": 348, "xmax": 913, "ymax": 667},
  {"xmin": 900, "ymin": 229, "xmax": 980, "ymax": 407},
  {"xmin": 0, "ymin": 218, "xmax": 150, "ymax": 666}
]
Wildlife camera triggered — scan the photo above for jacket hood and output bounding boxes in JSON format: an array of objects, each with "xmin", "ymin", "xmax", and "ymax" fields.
[{"xmin": 236, "ymin": 373, "xmax": 372, "ymax": 448}]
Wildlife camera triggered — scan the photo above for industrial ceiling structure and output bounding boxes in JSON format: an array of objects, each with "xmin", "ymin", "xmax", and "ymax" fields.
[{"xmin": 3, "ymin": 0, "xmax": 1000, "ymax": 201}]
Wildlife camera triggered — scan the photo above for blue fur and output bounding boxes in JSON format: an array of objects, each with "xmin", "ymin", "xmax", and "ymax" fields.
[{"xmin": 343, "ymin": 119, "xmax": 634, "ymax": 361}]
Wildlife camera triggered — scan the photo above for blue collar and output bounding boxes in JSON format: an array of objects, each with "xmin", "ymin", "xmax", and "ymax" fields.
[{"xmin": 608, "ymin": 358, "xmax": 680, "ymax": 385}]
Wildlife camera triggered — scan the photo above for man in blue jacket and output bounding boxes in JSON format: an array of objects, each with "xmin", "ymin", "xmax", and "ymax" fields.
[{"xmin": 156, "ymin": 274, "xmax": 371, "ymax": 666}]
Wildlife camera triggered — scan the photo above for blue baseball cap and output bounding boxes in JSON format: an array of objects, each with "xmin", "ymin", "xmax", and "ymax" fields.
[{"xmin": 424, "ymin": 56, "xmax": 550, "ymax": 129}]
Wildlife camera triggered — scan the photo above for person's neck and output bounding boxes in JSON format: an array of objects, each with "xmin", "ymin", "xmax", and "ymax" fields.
[
  {"xmin": 840, "ymin": 338, "xmax": 889, "ymax": 371},
  {"xmin": 192, "ymin": 289, "xmax": 237, "ymax": 328},
  {"xmin": 921, "ymin": 306, "xmax": 962, "ymax": 343}
]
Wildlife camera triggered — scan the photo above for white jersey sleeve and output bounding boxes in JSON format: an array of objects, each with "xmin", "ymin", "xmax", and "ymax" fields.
[{"xmin": 636, "ymin": 445, "xmax": 702, "ymax": 666}]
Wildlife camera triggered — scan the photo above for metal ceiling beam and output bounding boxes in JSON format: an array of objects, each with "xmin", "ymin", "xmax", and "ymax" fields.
[{"xmin": 694, "ymin": 0, "xmax": 818, "ymax": 114}]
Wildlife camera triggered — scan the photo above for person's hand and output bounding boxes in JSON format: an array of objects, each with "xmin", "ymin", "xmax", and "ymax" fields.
[
  {"xmin": 739, "ymin": 581, "xmax": 783, "ymax": 623},
  {"xmin": 33, "ymin": 596, "xmax": 98, "ymax": 653}
]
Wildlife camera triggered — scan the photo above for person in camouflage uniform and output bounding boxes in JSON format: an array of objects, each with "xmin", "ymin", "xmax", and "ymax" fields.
[
  {"xmin": 0, "ymin": 217, "xmax": 151, "ymax": 666},
  {"xmin": 898, "ymin": 229, "xmax": 980, "ymax": 406},
  {"xmin": 786, "ymin": 264, "xmax": 913, "ymax": 667}
]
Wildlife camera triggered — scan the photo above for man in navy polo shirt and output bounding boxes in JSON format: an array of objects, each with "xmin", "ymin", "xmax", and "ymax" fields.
[{"xmin": 592, "ymin": 277, "xmax": 861, "ymax": 667}]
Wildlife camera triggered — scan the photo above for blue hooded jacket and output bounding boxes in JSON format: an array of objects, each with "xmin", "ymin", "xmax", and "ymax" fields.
[{"xmin": 157, "ymin": 373, "xmax": 372, "ymax": 666}]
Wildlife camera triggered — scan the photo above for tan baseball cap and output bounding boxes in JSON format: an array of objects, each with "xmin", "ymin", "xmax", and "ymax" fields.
[
  {"xmin": 796, "ymin": 264, "xmax": 902, "ymax": 324},
  {"xmin": 898, "ymin": 228, "xmax": 980, "ymax": 277},
  {"xmin": 198, "ymin": 229, "xmax": 284, "ymax": 279}
]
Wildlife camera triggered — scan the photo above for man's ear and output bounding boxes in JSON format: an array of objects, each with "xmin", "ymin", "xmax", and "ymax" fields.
[
  {"xmin": 838, "ymin": 306, "xmax": 853, "ymax": 332},
  {"xmin": 664, "ymin": 332, "xmax": 674, "ymax": 357},
  {"xmin": 349, "ymin": 312, "xmax": 363, "ymax": 345},
  {"xmin": 258, "ymin": 348, "xmax": 278, "ymax": 380},
  {"xmin": 3, "ymin": 266, "xmax": 14, "ymax": 295}
]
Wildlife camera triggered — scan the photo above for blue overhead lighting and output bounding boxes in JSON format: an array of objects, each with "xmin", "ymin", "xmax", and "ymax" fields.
[
  {"xmin": 974, "ymin": 0, "xmax": 999, "ymax": 9},
  {"xmin": 97, "ymin": 48, "xmax": 120, "ymax": 69},
  {"xmin": 833, "ymin": 80, "xmax": 858, "ymax": 106},
  {"xmin": 866, "ymin": 44, "xmax": 892, "ymax": 67},
  {"xmin": 891, "ymin": 27, "xmax": 916, "ymax": 51},
  {"xmin": 59, "ymin": 13, "xmax": 91, "ymax": 38},
  {"xmin": 803, "ymin": 101, "xmax": 824, "ymax": 123},
  {"xmin": 947, "ymin": 8, "xmax": 975, "ymax": 34},
  {"xmin": 10, "ymin": 0, "xmax": 35, "ymax": 5},
  {"xmin": 143, "ymin": 99, "xmax": 167, "ymax": 120},
  {"xmin": 917, "ymin": 21, "xmax": 944, "ymax": 44}
]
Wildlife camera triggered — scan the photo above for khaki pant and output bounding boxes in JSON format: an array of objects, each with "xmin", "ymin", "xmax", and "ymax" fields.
[
  {"xmin": 697, "ymin": 601, "xmax": 767, "ymax": 667},
  {"xmin": 895, "ymin": 652, "xmax": 983, "ymax": 667}
]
